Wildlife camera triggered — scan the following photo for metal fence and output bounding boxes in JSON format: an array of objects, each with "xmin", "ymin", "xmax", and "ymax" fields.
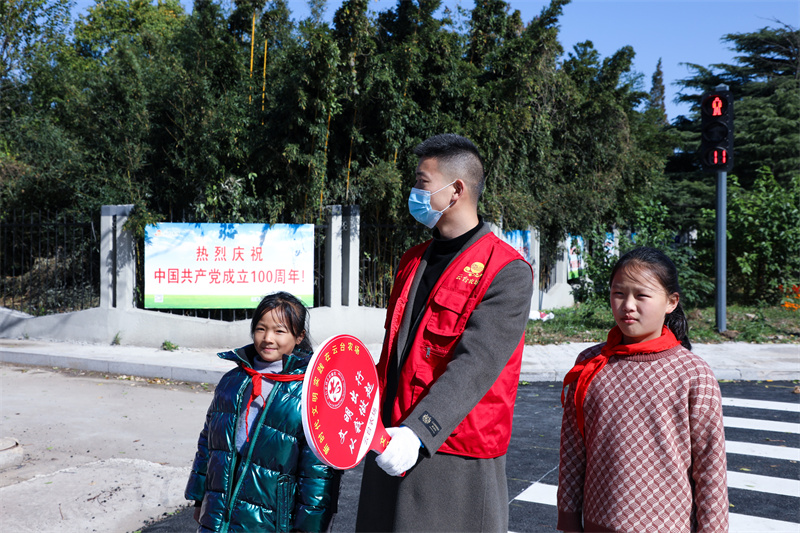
[
  {"xmin": 313, "ymin": 225, "xmax": 327, "ymax": 308},
  {"xmin": 359, "ymin": 222, "xmax": 424, "ymax": 308},
  {"xmin": 0, "ymin": 211, "xmax": 100, "ymax": 316}
]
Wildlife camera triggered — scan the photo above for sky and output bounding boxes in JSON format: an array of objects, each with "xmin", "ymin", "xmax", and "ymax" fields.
[{"xmin": 71, "ymin": 0, "xmax": 800, "ymax": 121}]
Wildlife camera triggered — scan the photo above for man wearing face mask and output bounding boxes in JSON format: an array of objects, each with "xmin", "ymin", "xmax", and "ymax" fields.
[{"xmin": 355, "ymin": 134, "xmax": 533, "ymax": 532}]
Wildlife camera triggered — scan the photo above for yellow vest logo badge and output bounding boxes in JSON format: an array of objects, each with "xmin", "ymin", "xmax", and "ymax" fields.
[{"xmin": 457, "ymin": 262, "xmax": 484, "ymax": 285}]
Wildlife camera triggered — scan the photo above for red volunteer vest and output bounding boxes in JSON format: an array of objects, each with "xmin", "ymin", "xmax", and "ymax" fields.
[{"xmin": 377, "ymin": 232, "xmax": 531, "ymax": 458}]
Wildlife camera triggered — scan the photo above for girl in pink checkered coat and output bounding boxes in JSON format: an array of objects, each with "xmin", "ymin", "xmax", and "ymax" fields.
[{"xmin": 558, "ymin": 247, "xmax": 729, "ymax": 532}]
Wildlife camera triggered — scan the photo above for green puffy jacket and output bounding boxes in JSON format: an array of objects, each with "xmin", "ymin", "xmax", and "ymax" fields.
[{"xmin": 185, "ymin": 345, "xmax": 340, "ymax": 532}]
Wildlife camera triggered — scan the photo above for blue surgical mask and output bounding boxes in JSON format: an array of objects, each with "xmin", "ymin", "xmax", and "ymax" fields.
[{"xmin": 408, "ymin": 181, "xmax": 456, "ymax": 228}]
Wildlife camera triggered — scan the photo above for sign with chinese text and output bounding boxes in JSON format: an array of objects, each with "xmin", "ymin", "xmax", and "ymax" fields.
[
  {"xmin": 144, "ymin": 222, "xmax": 313, "ymax": 308},
  {"xmin": 301, "ymin": 335, "xmax": 390, "ymax": 469}
]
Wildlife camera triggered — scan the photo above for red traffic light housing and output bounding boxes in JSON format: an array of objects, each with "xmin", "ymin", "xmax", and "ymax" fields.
[{"xmin": 700, "ymin": 90, "xmax": 734, "ymax": 171}]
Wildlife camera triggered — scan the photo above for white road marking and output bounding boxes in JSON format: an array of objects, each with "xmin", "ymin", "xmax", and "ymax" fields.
[
  {"xmin": 515, "ymin": 482, "xmax": 556, "ymax": 505},
  {"xmin": 513, "ymin": 394, "xmax": 800, "ymax": 530},
  {"xmin": 726, "ymin": 440, "xmax": 800, "ymax": 461},
  {"xmin": 726, "ymin": 471, "xmax": 800, "ymax": 498},
  {"xmin": 728, "ymin": 512, "xmax": 800, "ymax": 532},
  {"xmin": 724, "ymin": 416, "xmax": 800, "ymax": 434},
  {"xmin": 512, "ymin": 481, "xmax": 800, "ymax": 532},
  {"xmin": 723, "ymin": 397, "xmax": 800, "ymax": 413}
]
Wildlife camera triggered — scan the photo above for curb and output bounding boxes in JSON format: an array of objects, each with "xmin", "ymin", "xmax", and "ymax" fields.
[{"xmin": 0, "ymin": 349, "xmax": 227, "ymax": 384}]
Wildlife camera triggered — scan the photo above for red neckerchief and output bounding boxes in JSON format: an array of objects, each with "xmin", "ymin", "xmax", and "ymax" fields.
[
  {"xmin": 241, "ymin": 365, "xmax": 304, "ymax": 442},
  {"xmin": 560, "ymin": 325, "xmax": 680, "ymax": 438}
]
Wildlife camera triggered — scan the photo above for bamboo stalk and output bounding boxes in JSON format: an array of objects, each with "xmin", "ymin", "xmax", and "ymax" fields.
[
  {"xmin": 249, "ymin": 10, "xmax": 256, "ymax": 103},
  {"xmin": 317, "ymin": 111, "xmax": 331, "ymax": 221},
  {"xmin": 394, "ymin": 29, "xmax": 418, "ymax": 163},
  {"xmin": 261, "ymin": 39, "xmax": 268, "ymax": 115},
  {"xmin": 324, "ymin": 111, "xmax": 331, "ymax": 152},
  {"xmin": 345, "ymin": 107, "xmax": 357, "ymax": 202}
]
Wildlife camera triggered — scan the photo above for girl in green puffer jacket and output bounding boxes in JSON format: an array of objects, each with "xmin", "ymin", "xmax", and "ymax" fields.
[{"xmin": 186, "ymin": 292, "xmax": 341, "ymax": 532}]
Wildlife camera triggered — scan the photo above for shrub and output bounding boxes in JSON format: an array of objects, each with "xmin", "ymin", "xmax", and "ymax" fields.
[{"xmin": 718, "ymin": 168, "xmax": 800, "ymax": 305}]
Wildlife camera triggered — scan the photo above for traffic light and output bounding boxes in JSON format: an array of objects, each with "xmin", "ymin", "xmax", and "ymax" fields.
[{"xmin": 700, "ymin": 90, "xmax": 734, "ymax": 171}]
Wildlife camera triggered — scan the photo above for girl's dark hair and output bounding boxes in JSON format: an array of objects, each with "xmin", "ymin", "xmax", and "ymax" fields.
[
  {"xmin": 250, "ymin": 291, "xmax": 313, "ymax": 353},
  {"xmin": 609, "ymin": 247, "xmax": 691, "ymax": 350}
]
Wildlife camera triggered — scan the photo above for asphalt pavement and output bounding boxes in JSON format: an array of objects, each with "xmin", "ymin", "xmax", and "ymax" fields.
[
  {"xmin": 138, "ymin": 380, "xmax": 800, "ymax": 533},
  {"xmin": 0, "ymin": 338, "xmax": 797, "ymax": 532}
]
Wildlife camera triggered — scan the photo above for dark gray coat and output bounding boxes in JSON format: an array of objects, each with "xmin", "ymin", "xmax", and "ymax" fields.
[{"xmin": 356, "ymin": 225, "xmax": 533, "ymax": 532}]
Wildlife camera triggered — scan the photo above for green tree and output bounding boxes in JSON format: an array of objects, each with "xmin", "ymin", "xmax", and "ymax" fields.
[
  {"xmin": 72, "ymin": 0, "xmax": 185, "ymax": 59},
  {"xmin": 0, "ymin": 0, "xmax": 71, "ymax": 82},
  {"xmin": 666, "ymin": 24, "xmax": 799, "ymax": 305},
  {"xmin": 648, "ymin": 58, "xmax": 667, "ymax": 126},
  {"xmin": 14, "ymin": 0, "xmax": 788, "ymax": 311},
  {"xmin": 728, "ymin": 26, "xmax": 800, "ymax": 188},
  {"xmin": 1, "ymin": 0, "xmax": 73, "ymax": 216},
  {"xmin": 554, "ymin": 40, "xmax": 661, "ymax": 235},
  {"xmin": 721, "ymin": 168, "xmax": 800, "ymax": 304}
]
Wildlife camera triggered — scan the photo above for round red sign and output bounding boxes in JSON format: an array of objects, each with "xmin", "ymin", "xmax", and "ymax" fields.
[{"xmin": 301, "ymin": 335, "xmax": 389, "ymax": 469}]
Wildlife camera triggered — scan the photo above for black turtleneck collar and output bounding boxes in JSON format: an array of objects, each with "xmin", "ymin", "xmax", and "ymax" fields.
[{"xmin": 429, "ymin": 218, "xmax": 484, "ymax": 256}]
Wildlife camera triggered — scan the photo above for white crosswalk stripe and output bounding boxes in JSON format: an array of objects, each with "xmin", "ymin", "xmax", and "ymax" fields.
[
  {"xmin": 722, "ymin": 397, "xmax": 800, "ymax": 413},
  {"xmin": 512, "ymin": 480, "xmax": 800, "ymax": 532},
  {"xmin": 727, "ymin": 471, "xmax": 800, "ymax": 498},
  {"xmin": 728, "ymin": 513, "xmax": 800, "ymax": 533},
  {"xmin": 515, "ymin": 482, "xmax": 556, "ymax": 506},
  {"xmin": 724, "ymin": 416, "xmax": 800, "ymax": 434},
  {"xmin": 725, "ymin": 440, "xmax": 800, "ymax": 461}
]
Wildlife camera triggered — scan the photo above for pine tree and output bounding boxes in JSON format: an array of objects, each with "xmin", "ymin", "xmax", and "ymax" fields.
[{"xmin": 648, "ymin": 58, "xmax": 668, "ymax": 126}]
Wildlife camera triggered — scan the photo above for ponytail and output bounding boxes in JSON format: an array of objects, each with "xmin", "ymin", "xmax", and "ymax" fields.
[{"xmin": 666, "ymin": 302, "xmax": 691, "ymax": 350}]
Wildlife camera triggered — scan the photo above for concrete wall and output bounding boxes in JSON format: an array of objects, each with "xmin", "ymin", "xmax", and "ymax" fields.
[
  {"xmin": 538, "ymin": 236, "xmax": 575, "ymax": 310},
  {"xmin": 100, "ymin": 205, "xmax": 136, "ymax": 310},
  {"xmin": 0, "ymin": 305, "xmax": 386, "ymax": 349}
]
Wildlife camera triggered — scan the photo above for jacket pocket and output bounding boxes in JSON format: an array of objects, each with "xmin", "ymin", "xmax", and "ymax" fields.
[
  {"xmin": 410, "ymin": 345, "xmax": 449, "ymax": 404},
  {"xmin": 276, "ymin": 474, "xmax": 295, "ymax": 533},
  {"xmin": 425, "ymin": 286, "xmax": 471, "ymax": 336}
]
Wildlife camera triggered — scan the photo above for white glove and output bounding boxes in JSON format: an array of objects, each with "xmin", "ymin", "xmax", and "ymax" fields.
[{"xmin": 375, "ymin": 426, "xmax": 421, "ymax": 476}]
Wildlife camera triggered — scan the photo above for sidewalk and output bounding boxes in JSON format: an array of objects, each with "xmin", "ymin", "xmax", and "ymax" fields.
[{"xmin": 0, "ymin": 337, "xmax": 798, "ymax": 383}]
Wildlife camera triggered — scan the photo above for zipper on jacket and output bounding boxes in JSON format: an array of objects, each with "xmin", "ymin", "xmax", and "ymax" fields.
[
  {"xmin": 218, "ymin": 374, "xmax": 252, "ymax": 533},
  {"xmin": 276, "ymin": 474, "xmax": 293, "ymax": 533},
  {"xmin": 224, "ymin": 369, "xmax": 287, "ymax": 528}
]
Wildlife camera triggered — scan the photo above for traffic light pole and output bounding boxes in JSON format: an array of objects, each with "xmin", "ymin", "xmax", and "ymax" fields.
[
  {"xmin": 716, "ymin": 170, "xmax": 727, "ymax": 333},
  {"xmin": 701, "ymin": 83, "xmax": 732, "ymax": 334}
]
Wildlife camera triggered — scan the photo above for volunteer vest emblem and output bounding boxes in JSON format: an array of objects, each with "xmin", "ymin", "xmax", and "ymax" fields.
[
  {"xmin": 324, "ymin": 369, "xmax": 346, "ymax": 409},
  {"xmin": 457, "ymin": 261, "xmax": 484, "ymax": 285}
]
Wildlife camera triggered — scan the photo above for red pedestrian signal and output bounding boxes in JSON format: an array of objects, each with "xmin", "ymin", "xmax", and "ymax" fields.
[
  {"xmin": 700, "ymin": 90, "xmax": 734, "ymax": 171},
  {"xmin": 704, "ymin": 95, "xmax": 727, "ymax": 117}
]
